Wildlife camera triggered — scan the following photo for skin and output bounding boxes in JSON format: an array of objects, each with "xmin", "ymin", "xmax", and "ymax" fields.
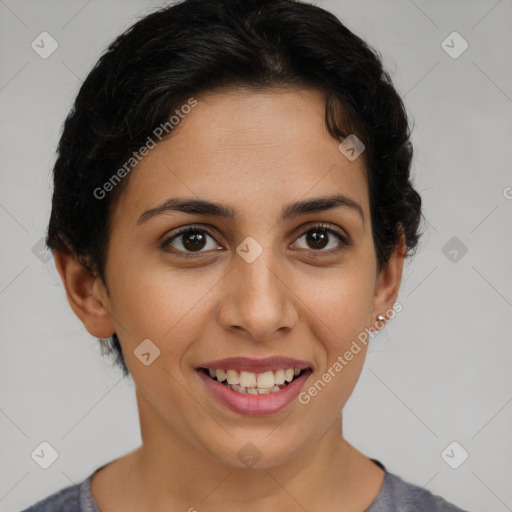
[{"xmin": 55, "ymin": 87, "xmax": 406, "ymax": 512}]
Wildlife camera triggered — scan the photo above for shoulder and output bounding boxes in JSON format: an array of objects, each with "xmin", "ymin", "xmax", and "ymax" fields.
[
  {"xmin": 368, "ymin": 470, "xmax": 470, "ymax": 512},
  {"xmin": 20, "ymin": 474, "xmax": 97, "ymax": 512},
  {"xmin": 20, "ymin": 483, "xmax": 80, "ymax": 512}
]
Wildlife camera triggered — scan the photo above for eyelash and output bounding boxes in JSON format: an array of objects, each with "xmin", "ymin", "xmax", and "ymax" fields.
[{"xmin": 161, "ymin": 223, "xmax": 351, "ymax": 259}]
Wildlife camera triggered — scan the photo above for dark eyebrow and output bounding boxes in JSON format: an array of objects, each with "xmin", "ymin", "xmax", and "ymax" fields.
[
  {"xmin": 281, "ymin": 195, "xmax": 365, "ymax": 225},
  {"xmin": 137, "ymin": 194, "xmax": 365, "ymax": 225}
]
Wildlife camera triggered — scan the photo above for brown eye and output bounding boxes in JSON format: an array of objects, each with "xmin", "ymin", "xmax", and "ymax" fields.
[
  {"xmin": 293, "ymin": 224, "xmax": 350, "ymax": 254},
  {"xmin": 305, "ymin": 229, "xmax": 329, "ymax": 250},
  {"xmin": 181, "ymin": 230, "xmax": 207, "ymax": 251},
  {"xmin": 162, "ymin": 226, "xmax": 221, "ymax": 256}
]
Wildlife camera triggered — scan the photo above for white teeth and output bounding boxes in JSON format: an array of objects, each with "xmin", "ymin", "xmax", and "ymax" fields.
[
  {"xmin": 239, "ymin": 371, "xmax": 257, "ymax": 388},
  {"xmin": 232, "ymin": 384, "xmax": 246, "ymax": 394},
  {"xmin": 226, "ymin": 369, "xmax": 239, "ymax": 385},
  {"xmin": 256, "ymin": 371, "xmax": 275, "ymax": 389},
  {"xmin": 274, "ymin": 369, "xmax": 285, "ymax": 385},
  {"xmin": 206, "ymin": 367, "xmax": 307, "ymax": 395}
]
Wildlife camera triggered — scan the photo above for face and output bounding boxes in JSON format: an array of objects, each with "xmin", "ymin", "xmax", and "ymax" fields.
[{"xmin": 66, "ymin": 87, "xmax": 403, "ymax": 469}]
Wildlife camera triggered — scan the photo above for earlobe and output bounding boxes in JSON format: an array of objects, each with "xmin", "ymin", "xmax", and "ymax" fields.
[{"xmin": 53, "ymin": 250, "xmax": 116, "ymax": 338}]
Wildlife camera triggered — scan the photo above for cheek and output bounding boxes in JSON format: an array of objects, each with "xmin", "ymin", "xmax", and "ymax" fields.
[
  {"xmin": 302, "ymin": 261, "xmax": 376, "ymax": 345},
  {"xmin": 298, "ymin": 275, "xmax": 372, "ymax": 415},
  {"xmin": 105, "ymin": 255, "xmax": 221, "ymax": 349}
]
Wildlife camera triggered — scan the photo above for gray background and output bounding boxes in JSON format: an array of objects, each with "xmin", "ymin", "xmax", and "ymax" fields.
[{"xmin": 1, "ymin": 1, "xmax": 511, "ymax": 511}]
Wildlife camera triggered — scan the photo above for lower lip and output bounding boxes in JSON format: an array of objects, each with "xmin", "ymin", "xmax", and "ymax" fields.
[{"xmin": 197, "ymin": 369, "xmax": 312, "ymax": 416}]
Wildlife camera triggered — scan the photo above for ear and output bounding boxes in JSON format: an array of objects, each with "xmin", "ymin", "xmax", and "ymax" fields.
[
  {"xmin": 371, "ymin": 232, "xmax": 406, "ymax": 325},
  {"xmin": 53, "ymin": 250, "xmax": 116, "ymax": 338}
]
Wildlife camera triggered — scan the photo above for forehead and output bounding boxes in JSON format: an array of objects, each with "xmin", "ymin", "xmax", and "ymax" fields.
[{"xmin": 112, "ymin": 87, "xmax": 369, "ymax": 223}]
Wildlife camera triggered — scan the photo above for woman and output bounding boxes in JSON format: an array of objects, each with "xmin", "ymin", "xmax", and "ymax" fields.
[{"xmin": 23, "ymin": 0, "xmax": 469, "ymax": 510}]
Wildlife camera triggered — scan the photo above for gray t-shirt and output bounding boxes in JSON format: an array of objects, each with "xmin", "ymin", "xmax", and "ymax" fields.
[{"xmin": 21, "ymin": 459, "xmax": 469, "ymax": 511}]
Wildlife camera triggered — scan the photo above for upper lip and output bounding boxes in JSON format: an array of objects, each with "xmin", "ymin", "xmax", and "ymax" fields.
[{"xmin": 197, "ymin": 356, "xmax": 313, "ymax": 373}]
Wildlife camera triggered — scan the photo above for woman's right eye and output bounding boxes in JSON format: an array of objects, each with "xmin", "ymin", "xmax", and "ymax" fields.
[{"xmin": 161, "ymin": 226, "xmax": 222, "ymax": 257}]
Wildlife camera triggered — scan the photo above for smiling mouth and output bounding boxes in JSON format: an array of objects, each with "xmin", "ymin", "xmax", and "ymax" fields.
[{"xmin": 199, "ymin": 367, "xmax": 310, "ymax": 395}]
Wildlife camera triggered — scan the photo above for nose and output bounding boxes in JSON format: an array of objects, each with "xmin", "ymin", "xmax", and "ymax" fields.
[{"xmin": 216, "ymin": 246, "xmax": 299, "ymax": 343}]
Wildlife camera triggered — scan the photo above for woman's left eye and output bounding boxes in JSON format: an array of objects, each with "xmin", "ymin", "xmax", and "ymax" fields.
[
  {"xmin": 161, "ymin": 223, "xmax": 350, "ymax": 258},
  {"xmin": 292, "ymin": 224, "xmax": 350, "ymax": 254}
]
